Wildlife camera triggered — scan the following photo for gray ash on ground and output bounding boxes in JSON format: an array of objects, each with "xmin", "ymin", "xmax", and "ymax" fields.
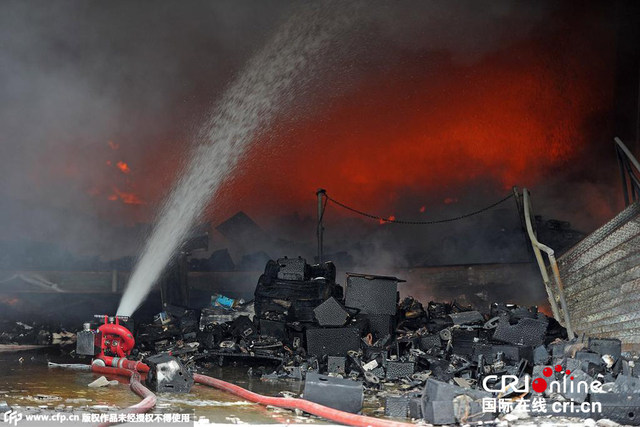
[{"xmin": 98, "ymin": 257, "xmax": 639, "ymax": 425}]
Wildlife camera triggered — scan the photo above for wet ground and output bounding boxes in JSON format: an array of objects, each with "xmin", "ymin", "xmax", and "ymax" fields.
[
  {"xmin": 0, "ymin": 350, "xmax": 390, "ymax": 424},
  {"xmin": 0, "ymin": 351, "xmax": 608, "ymax": 426}
]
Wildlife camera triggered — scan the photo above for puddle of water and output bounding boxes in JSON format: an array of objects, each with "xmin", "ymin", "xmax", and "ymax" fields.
[{"xmin": 0, "ymin": 351, "xmax": 323, "ymax": 424}]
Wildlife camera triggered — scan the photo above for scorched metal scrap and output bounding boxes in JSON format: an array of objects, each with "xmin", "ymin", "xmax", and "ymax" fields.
[{"xmin": 81, "ymin": 257, "xmax": 640, "ymax": 425}]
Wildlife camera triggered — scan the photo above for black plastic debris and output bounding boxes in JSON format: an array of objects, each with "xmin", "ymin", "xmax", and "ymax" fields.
[
  {"xmin": 306, "ymin": 327, "xmax": 361, "ymax": 357},
  {"xmin": 144, "ymin": 353, "xmax": 193, "ymax": 393},
  {"xmin": 276, "ymin": 256, "xmax": 307, "ymax": 281},
  {"xmin": 588, "ymin": 337, "xmax": 622, "ymax": 361},
  {"xmin": 422, "ymin": 378, "xmax": 491, "ymax": 402},
  {"xmin": 327, "ymin": 356, "xmax": 347, "ymax": 374},
  {"xmin": 422, "ymin": 378, "xmax": 492, "ymax": 424},
  {"xmin": 492, "ymin": 315, "xmax": 548, "ymax": 347},
  {"xmin": 533, "ymin": 344, "xmax": 550, "ymax": 364},
  {"xmin": 366, "ymin": 314, "xmax": 396, "ymax": 339},
  {"xmin": 254, "ymin": 258, "xmax": 338, "ymax": 322},
  {"xmin": 230, "ymin": 316, "xmax": 258, "ymax": 340},
  {"xmin": 303, "ymin": 373, "xmax": 363, "ymax": 413},
  {"xmin": 199, "ymin": 307, "xmax": 239, "ymax": 330},
  {"xmin": 422, "ymin": 400, "xmax": 455, "ymax": 425},
  {"xmin": 448, "ymin": 310, "xmax": 484, "ymax": 325},
  {"xmin": 385, "ymin": 360, "xmax": 415, "ymax": 380},
  {"xmin": 418, "ymin": 334, "xmax": 442, "ymax": 351},
  {"xmin": 314, "ymin": 297, "xmax": 349, "ymax": 327},
  {"xmin": 109, "ymin": 257, "xmax": 640, "ymax": 425},
  {"xmin": 258, "ymin": 319, "xmax": 287, "ymax": 340},
  {"xmin": 408, "ymin": 397, "xmax": 423, "ymax": 419},
  {"xmin": 590, "ymin": 393, "xmax": 640, "ymax": 425},
  {"xmin": 344, "ymin": 273, "xmax": 404, "ymax": 315},
  {"xmin": 614, "ymin": 375, "xmax": 640, "ymax": 393},
  {"xmin": 384, "ymin": 395, "xmax": 410, "ymax": 418}
]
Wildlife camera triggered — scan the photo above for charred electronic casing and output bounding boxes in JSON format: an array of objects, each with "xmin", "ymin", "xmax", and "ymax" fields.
[{"xmin": 145, "ymin": 353, "xmax": 193, "ymax": 393}]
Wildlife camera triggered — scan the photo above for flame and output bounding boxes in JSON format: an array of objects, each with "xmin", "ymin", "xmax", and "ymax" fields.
[
  {"xmin": 379, "ymin": 215, "xmax": 396, "ymax": 225},
  {"xmin": 214, "ymin": 25, "xmax": 615, "ymax": 229},
  {"xmin": 0, "ymin": 296, "xmax": 19, "ymax": 306},
  {"xmin": 116, "ymin": 161, "xmax": 130, "ymax": 174},
  {"xmin": 84, "ymin": 142, "xmax": 143, "ymax": 207},
  {"xmin": 68, "ymin": 13, "xmax": 616, "ymax": 232},
  {"xmin": 109, "ymin": 187, "xmax": 143, "ymax": 205}
]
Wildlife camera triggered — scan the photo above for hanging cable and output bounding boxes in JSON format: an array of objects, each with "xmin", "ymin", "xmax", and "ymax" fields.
[{"xmin": 323, "ymin": 192, "xmax": 514, "ymax": 224}]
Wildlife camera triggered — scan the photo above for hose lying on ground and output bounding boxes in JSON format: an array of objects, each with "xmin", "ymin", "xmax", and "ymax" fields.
[
  {"xmin": 51, "ymin": 362, "xmax": 415, "ymax": 427},
  {"xmin": 193, "ymin": 373, "xmax": 416, "ymax": 427},
  {"xmin": 91, "ymin": 365, "xmax": 156, "ymax": 427},
  {"xmin": 49, "ymin": 361, "xmax": 156, "ymax": 427}
]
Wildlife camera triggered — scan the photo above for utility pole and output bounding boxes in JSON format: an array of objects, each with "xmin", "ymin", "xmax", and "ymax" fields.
[{"xmin": 316, "ymin": 188, "xmax": 326, "ymax": 263}]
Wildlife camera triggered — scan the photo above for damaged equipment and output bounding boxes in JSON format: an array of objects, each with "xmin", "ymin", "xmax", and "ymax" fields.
[{"xmin": 73, "ymin": 256, "xmax": 640, "ymax": 425}]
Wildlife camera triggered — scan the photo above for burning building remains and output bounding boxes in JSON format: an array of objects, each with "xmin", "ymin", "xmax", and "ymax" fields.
[
  {"xmin": 2, "ymin": 0, "xmax": 640, "ymax": 425},
  {"xmin": 58, "ymin": 252, "xmax": 640, "ymax": 425}
]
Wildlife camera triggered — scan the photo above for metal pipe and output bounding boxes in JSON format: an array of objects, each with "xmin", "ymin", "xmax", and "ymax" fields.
[
  {"xmin": 47, "ymin": 362, "xmax": 91, "ymax": 371},
  {"xmin": 111, "ymin": 269, "xmax": 118, "ymax": 293},
  {"xmin": 616, "ymin": 137, "xmax": 640, "ymax": 206},
  {"xmin": 624, "ymin": 159, "xmax": 640, "ymax": 198},
  {"xmin": 617, "ymin": 148, "xmax": 631, "ymax": 207},
  {"xmin": 616, "ymin": 137, "xmax": 640, "ymax": 173},
  {"xmin": 522, "ymin": 188, "xmax": 574, "ymax": 339},
  {"xmin": 316, "ymin": 188, "xmax": 326, "ymax": 263}
]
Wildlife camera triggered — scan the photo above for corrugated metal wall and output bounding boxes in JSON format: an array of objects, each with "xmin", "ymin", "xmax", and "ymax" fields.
[{"xmin": 558, "ymin": 202, "xmax": 640, "ymax": 351}]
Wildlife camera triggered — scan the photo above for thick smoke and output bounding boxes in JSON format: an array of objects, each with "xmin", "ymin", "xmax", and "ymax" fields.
[
  {"xmin": 117, "ymin": 3, "xmax": 357, "ymax": 316},
  {"xmin": 0, "ymin": 0, "xmax": 294, "ymax": 259},
  {"xmin": 0, "ymin": 0, "xmax": 620, "ymax": 283}
]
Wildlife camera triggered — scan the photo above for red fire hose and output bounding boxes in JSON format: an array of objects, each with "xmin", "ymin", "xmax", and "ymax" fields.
[
  {"xmin": 193, "ymin": 373, "xmax": 416, "ymax": 427},
  {"xmin": 49, "ymin": 361, "xmax": 156, "ymax": 427},
  {"xmin": 99, "ymin": 356, "xmax": 150, "ymax": 373},
  {"xmin": 90, "ymin": 364, "xmax": 156, "ymax": 427},
  {"xmin": 54, "ymin": 361, "xmax": 415, "ymax": 427}
]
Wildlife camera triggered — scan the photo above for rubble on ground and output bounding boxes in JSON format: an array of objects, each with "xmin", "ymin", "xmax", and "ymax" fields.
[
  {"xmin": 87, "ymin": 376, "xmax": 118, "ymax": 388},
  {"xmin": 92, "ymin": 257, "xmax": 640, "ymax": 424},
  {"xmin": 0, "ymin": 320, "xmax": 74, "ymax": 348}
]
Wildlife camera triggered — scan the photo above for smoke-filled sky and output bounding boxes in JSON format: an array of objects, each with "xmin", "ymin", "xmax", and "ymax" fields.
[{"xmin": 0, "ymin": 0, "xmax": 628, "ymax": 264}]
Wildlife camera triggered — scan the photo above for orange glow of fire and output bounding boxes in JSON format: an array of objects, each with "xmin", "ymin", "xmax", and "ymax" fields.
[
  {"xmin": 379, "ymin": 215, "xmax": 396, "ymax": 225},
  {"xmin": 108, "ymin": 187, "xmax": 143, "ymax": 205},
  {"xmin": 211, "ymin": 27, "xmax": 615, "ymax": 226},
  {"xmin": 73, "ymin": 14, "xmax": 615, "ymax": 231},
  {"xmin": 0, "ymin": 296, "xmax": 19, "ymax": 306},
  {"xmin": 537, "ymin": 303, "xmax": 552, "ymax": 318},
  {"xmin": 116, "ymin": 161, "xmax": 130, "ymax": 174}
]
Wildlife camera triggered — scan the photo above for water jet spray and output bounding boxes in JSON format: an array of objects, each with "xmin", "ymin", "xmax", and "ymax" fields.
[{"xmin": 116, "ymin": 4, "xmax": 350, "ymax": 317}]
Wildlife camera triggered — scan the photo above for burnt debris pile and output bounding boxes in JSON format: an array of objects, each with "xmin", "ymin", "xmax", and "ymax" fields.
[
  {"xmin": 0, "ymin": 320, "xmax": 74, "ymax": 348},
  {"xmin": 129, "ymin": 257, "xmax": 638, "ymax": 425}
]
